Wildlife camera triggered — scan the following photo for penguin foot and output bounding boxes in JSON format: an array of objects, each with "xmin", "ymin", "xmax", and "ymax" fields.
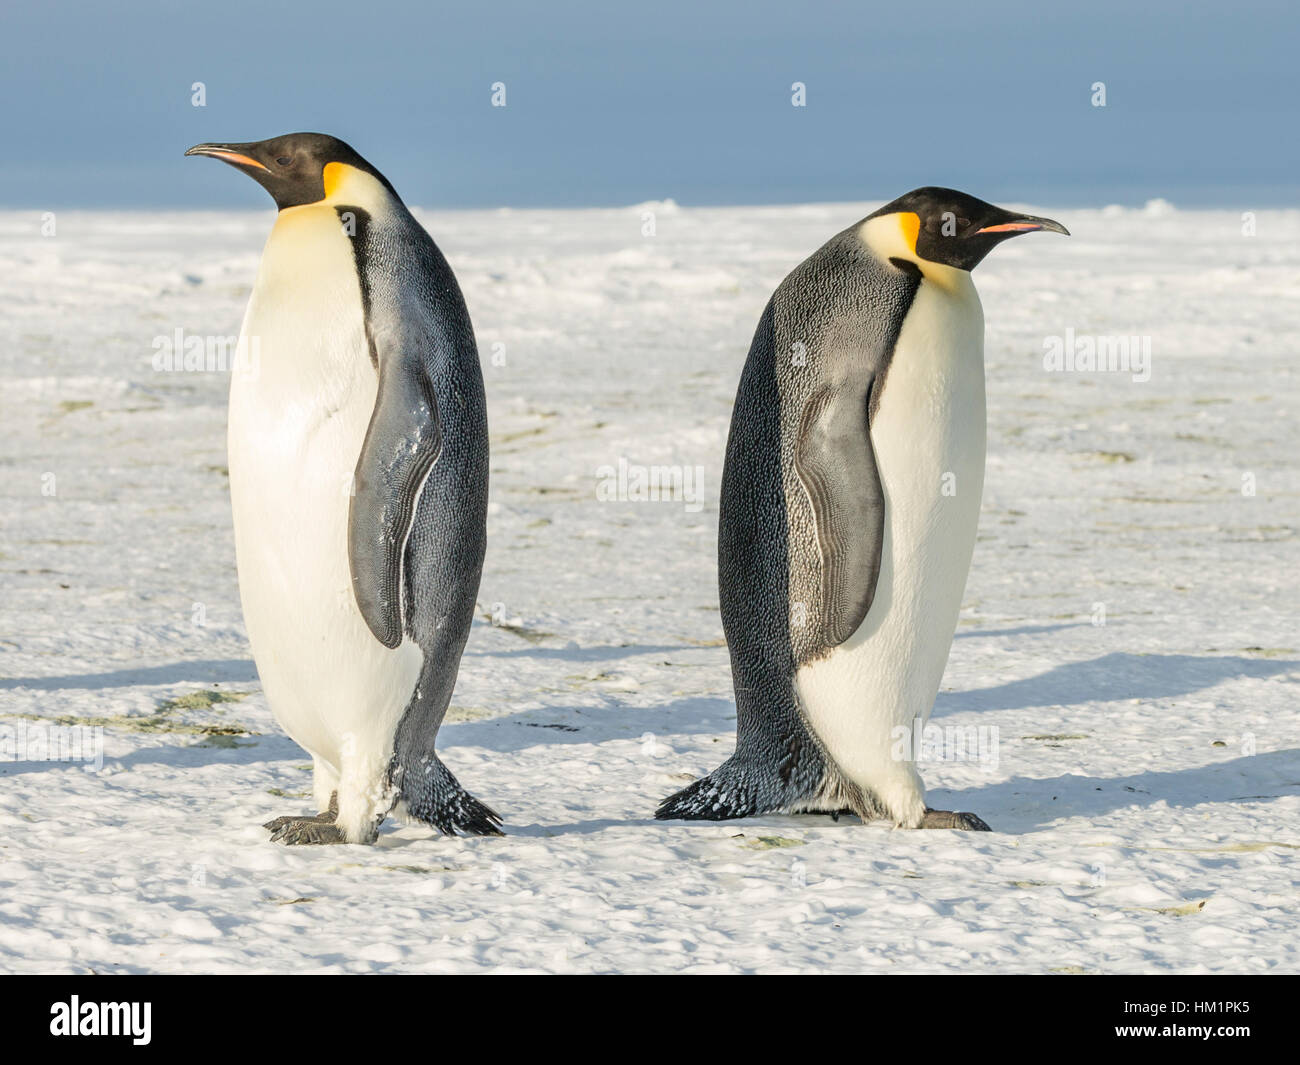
[
  {"xmin": 268, "ymin": 818, "xmax": 348, "ymax": 845},
  {"xmin": 265, "ymin": 791, "xmax": 348, "ymax": 845},
  {"xmin": 919, "ymin": 807, "xmax": 992, "ymax": 831}
]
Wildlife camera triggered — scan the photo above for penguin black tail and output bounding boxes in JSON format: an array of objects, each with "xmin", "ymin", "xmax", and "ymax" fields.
[
  {"xmin": 655, "ymin": 735, "xmax": 839, "ymax": 821},
  {"xmin": 392, "ymin": 754, "xmax": 504, "ymax": 837},
  {"xmin": 656, "ymin": 724, "xmax": 879, "ymax": 822},
  {"xmin": 655, "ymin": 756, "xmax": 765, "ymax": 821}
]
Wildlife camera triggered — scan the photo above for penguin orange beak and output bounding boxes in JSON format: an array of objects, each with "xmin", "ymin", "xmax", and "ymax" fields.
[
  {"xmin": 184, "ymin": 143, "xmax": 270, "ymax": 172},
  {"xmin": 977, "ymin": 214, "xmax": 1070, "ymax": 237}
]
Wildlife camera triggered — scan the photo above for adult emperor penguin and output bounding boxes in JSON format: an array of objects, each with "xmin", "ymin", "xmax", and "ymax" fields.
[
  {"xmin": 657, "ymin": 188, "xmax": 1068, "ymax": 830},
  {"xmin": 186, "ymin": 133, "xmax": 499, "ymax": 844}
]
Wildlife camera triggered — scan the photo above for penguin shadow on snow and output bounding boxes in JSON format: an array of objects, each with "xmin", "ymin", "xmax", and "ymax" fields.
[
  {"xmin": 0, "ymin": 643, "xmax": 707, "ymax": 794},
  {"xmin": 5, "ymin": 651, "xmax": 1293, "ymax": 840},
  {"xmin": 0, "ymin": 686, "xmax": 648, "ymax": 779},
  {"xmin": 932, "ymin": 749, "xmax": 1300, "ymax": 835},
  {"xmin": 0, "ymin": 659, "xmax": 257, "ymax": 691},
  {"xmin": 952, "ymin": 621, "xmax": 1088, "ymax": 641},
  {"xmin": 928, "ymin": 650, "xmax": 1300, "ymax": 833},
  {"xmin": 935, "ymin": 651, "xmax": 1297, "ymax": 714}
]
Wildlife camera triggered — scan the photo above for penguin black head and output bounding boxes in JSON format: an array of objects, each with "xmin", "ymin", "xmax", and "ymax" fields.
[
  {"xmin": 185, "ymin": 132, "xmax": 396, "ymax": 210},
  {"xmin": 865, "ymin": 187, "xmax": 1068, "ymax": 273}
]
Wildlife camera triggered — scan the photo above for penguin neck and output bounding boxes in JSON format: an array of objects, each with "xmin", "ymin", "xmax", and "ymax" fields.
[
  {"xmin": 858, "ymin": 213, "xmax": 974, "ymax": 297},
  {"xmin": 255, "ymin": 163, "xmax": 406, "ymax": 315},
  {"xmin": 277, "ymin": 162, "xmax": 403, "ymax": 226}
]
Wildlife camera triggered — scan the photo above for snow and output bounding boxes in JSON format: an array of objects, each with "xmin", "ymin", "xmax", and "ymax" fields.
[{"xmin": 1, "ymin": 201, "xmax": 1297, "ymax": 973}]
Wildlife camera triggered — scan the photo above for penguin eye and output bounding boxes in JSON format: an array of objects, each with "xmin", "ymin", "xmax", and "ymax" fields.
[
  {"xmin": 275, "ymin": 156, "xmax": 293, "ymax": 166},
  {"xmin": 957, "ymin": 217, "xmax": 970, "ymax": 228}
]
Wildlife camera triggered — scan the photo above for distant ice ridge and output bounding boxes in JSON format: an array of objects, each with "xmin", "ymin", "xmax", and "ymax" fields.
[
  {"xmin": 628, "ymin": 198, "xmax": 680, "ymax": 214},
  {"xmin": 1101, "ymin": 198, "xmax": 1177, "ymax": 217}
]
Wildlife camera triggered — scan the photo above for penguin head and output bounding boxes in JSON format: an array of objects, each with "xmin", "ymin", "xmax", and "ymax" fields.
[
  {"xmin": 185, "ymin": 132, "xmax": 396, "ymax": 209},
  {"xmin": 864, "ymin": 187, "xmax": 1068, "ymax": 274}
]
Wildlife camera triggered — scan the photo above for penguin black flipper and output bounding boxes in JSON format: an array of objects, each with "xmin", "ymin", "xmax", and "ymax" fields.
[
  {"xmin": 349, "ymin": 339, "xmax": 443, "ymax": 651},
  {"xmin": 345, "ymin": 206, "xmax": 501, "ymax": 836},
  {"xmin": 794, "ymin": 385, "xmax": 885, "ymax": 647}
]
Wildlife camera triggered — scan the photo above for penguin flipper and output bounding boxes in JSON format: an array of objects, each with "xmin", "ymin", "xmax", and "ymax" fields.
[
  {"xmin": 793, "ymin": 385, "xmax": 885, "ymax": 647},
  {"xmin": 348, "ymin": 346, "xmax": 443, "ymax": 650}
]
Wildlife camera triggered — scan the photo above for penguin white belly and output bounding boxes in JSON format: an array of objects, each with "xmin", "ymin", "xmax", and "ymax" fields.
[
  {"xmin": 796, "ymin": 272, "xmax": 986, "ymax": 826},
  {"xmin": 227, "ymin": 205, "xmax": 422, "ymax": 825}
]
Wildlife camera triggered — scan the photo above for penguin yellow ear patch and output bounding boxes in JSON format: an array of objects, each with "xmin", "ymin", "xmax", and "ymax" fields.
[
  {"xmin": 322, "ymin": 161, "xmax": 358, "ymax": 200},
  {"xmin": 898, "ymin": 212, "xmax": 921, "ymax": 254}
]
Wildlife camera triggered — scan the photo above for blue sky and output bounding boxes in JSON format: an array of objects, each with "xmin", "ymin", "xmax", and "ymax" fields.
[{"xmin": 2, "ymin": 0, "xmax": 1296, "ymax": 208}]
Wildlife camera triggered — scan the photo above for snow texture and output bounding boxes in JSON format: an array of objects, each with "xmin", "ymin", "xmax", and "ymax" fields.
[{"xmin": 1, "ymin": 201, "xmax": 1297, "ymax": 973}]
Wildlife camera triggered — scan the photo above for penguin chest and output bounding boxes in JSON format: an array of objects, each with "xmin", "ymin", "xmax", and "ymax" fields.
[
  {"xmin": 228, "ymin": 206, "xmax": 421, "ymax": 766},
  {"xmin": 868, "ymin": 275, "xmax": 987, "ymax": 651},
  {"xmin": 795, "ymin": 274, "xmax": 986, "ymax": 800}
]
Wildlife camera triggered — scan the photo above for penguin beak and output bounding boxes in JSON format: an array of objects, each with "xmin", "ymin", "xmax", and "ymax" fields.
[
  {"xmin": 977, "ymin": 213, "xmax": 1070, "ymax": 237},
  {"xmin": 184, "ymin": 143, "xmax": 270, "ymax": 172}
]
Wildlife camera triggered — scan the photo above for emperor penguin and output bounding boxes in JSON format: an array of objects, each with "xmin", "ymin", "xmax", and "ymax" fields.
[
  {"xmin": 186, "ymin": 133, "xmax": 499, "ymax": 844},
  {"xmin": 657, "ymin": 188, "xmax": 1068, "ymax": 830}
]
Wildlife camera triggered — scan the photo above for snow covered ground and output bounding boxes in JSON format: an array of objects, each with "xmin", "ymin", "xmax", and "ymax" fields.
[{"xmin": 1, "ymin": 200, "xmax": 1297, "ymax": 973}]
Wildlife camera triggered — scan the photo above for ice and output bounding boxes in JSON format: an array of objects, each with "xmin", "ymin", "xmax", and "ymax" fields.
[{"xmin": 0, "ymin": 202, "xmax": 1297, "ymax": 972}]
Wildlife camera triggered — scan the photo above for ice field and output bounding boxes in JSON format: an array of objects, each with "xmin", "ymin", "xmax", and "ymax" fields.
[{"xmin": 0, "ymin": 200, "xmax": 1297, "ymax": 972}]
